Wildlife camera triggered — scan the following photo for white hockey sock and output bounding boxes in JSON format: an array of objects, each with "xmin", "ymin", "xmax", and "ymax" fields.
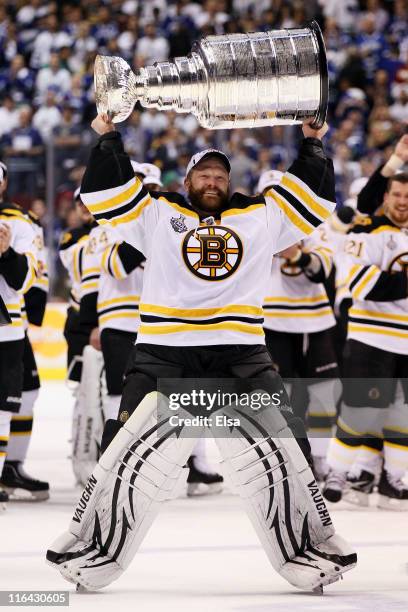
[
  {"xmin": 0, "ymin": 411, "xmax": 12, "ymax": 476},
  {"xmin": 191, "ymin": 437, "xmax": 217, "ymax": 474},
  {"xmin": 7, "ymin": 389, "xmax": 38, "ymax": 463},
  {"xmin": 349, "ymin": 447, "xmax": 382, "ymax": 477},
  {"xmin": 103, "ymin": 395, "xmax": 121, "ymax": 422},
  {"xmin": 327, "ymin": 404, "xmax": 385, "ymax": 473},
  {"xmin": 383, "ymin": 382, "xmax": 408, "ymax": 478},
  {"xmin": 307, "ymin": 380, "xmax": 338, "ymax": 444},
  {"xmin": 383, "ymin": 446, "xmax": 408, "ymax": 480}
]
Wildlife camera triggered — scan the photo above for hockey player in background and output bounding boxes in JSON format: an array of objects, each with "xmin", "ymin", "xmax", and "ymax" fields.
[
  {"xmin": 0, "ymin": 201, "xmax": 50, "ymax": 501},
  {"xmin": 357, "ymin": 134, "xmax": 408, "ymax": 216},
  {"xmin": 324, "ymin": 173, "xmax": 408, "ymax": 509},
  {"xmin": 47, "ymin": 115, "xmax": 357, "ymax": 593},
  {"xmin": 59, "ymin": 189, "xmax": 97, "ymax": 384},
  {"xmin": 0, "ymin": 163, "xmax": 38, "ymax": 508},
  {"xmin": 257, "ymin": 170, "xmax": 339, "ymax": 482}
]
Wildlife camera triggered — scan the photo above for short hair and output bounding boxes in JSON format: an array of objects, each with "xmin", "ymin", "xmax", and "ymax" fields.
[{"xmin": 387, "ymin": 172, "xmax": 408, "ymax": 191}]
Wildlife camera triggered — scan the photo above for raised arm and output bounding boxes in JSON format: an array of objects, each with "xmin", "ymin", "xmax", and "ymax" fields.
[
  {"xmin": 357, "ymin": 135, "xmax": 408, "ymax": 214},
  {"xmin": 80, "ymin": 115, "xmax": 158, "ymax": 256},
  {"xmin": 265, "ymin": 122, "xmax": 336, "ymax": 252}
]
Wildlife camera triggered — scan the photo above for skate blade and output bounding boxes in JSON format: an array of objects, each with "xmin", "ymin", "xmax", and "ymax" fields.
[
  {"xmin": 187, "ymin": 482, "xmax": 223, "ymax": 497},
  {"xmin": 378, "ymin": 494, "xmax": 408, "ymax": 511},
  {"xmin": 3, "ymin": 487, "xmax": 50, "ymax": 502},
  {"xmin": 343, "ymin": 489, "xmax": 370, "ymax": 507},
  {"xmin": 0, "ymin": 501, "xmax": 7, "ymax": 513}
]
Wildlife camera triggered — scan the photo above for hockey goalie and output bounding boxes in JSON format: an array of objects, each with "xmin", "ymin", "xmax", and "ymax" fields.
[{"xmin": 47, "ymin": 114, "xmax": 357, "ymax": 593}]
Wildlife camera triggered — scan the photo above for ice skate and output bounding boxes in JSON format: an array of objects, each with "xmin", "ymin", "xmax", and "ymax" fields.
[
  {"xmin": 343, "ymin": 470, "xmax": 375, "ymax": 507},
  {"xmin": 323, "ymin": 470, "xmax": 347, "ymax": 503},
  {"xmin": 377, "ymin": 470, "xmax": 408, "ymax": 511},
  {"xmin": 0, "ymin": 461, "xmax": 49, "ymax": 501},
  {"xmin": 186, "ymin": 455, "xmax": 223, "ymax": 496}
]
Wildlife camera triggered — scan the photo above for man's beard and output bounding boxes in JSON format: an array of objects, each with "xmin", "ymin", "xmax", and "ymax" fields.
[
  {"xmin": 388, "ymin": 210, "xmax": 408, "ymax": 227},
  {"xmin": 188, "ymin": 185, "xmax": 229, "ymax": 214}
]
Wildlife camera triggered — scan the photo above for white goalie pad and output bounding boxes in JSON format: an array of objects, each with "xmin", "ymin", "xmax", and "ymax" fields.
[
  {"xmin": 47, "ymin": 392, "xmax": 200, "ymax": 590},
  {"xmin": 71, "ymin": 346, "xmax": 106, "ymax": 486},
  {"xmin": 211, "ymin": 401, "xmax": 357, "ymax": 591}
]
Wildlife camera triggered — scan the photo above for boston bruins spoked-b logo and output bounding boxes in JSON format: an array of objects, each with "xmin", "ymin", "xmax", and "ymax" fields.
[
  {"xmin": 182, "ymin": 225, "xmax": 243, "ymax": 281},
  {"xmin": 280, "ymin": 261, "xmax": 303, "ymax": 277},
  {"xmin": 389, "ymin": 252, "xmax": 408, "ymax": 273}
]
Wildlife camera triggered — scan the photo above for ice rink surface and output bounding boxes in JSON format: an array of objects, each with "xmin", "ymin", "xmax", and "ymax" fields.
[{"xmin": 1, "ymin": 382, "xmax": 408, "ymax": 612}]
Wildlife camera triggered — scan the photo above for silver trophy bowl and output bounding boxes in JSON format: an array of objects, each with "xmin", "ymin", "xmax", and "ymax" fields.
[{"xmin": 95, "ymin": 21, "xmax": 328, "ymax": 129}]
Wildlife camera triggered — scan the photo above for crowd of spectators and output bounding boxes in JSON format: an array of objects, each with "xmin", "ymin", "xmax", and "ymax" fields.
[{"xmin": 0, "ymin": 0, "xmax": 407, "ymax": 286}]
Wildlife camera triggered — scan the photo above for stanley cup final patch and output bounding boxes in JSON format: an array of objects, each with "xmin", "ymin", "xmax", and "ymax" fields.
[{"xmin": 170, "ymin": 214, "xmax": 188, "ymax": 233}]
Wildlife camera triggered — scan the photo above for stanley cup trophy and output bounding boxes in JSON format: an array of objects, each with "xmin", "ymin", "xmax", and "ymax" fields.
[{"xmin": 94, "ymin": 21, "xmax": 328, "ymax": 129}]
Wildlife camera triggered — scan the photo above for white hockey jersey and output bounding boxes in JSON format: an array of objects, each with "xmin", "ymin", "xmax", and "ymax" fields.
[
  {"xmin": 263, "ymin": 228, "xmax": 335, "ymax": 333},
  {"xmin": 21, "ymin": 212, "xmax": 49, "ymax": 329},
  {"xmin": 59, "ymin": 224, "xmax": 93, "ymax": 311},
  {"xmin": 342, "ymin": 224, "xmax": 408, "ymax": 354},
  {"xmin": 98, "ymin": 236, "xmax": 144, "ymax": 334},
  {"xmin": 80, "ymin": 132, "xmax": 336, "ymax": 347},
  {"xmin": 0, "ymin": 205, "xmax": 37, "ymax": 341}
]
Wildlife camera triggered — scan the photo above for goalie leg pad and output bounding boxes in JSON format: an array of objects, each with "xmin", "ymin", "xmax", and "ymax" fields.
[
  {"xmin": 47, "ymin": 392, "xmax": 200, "ymax": 591},
  {"xmin": 211, "ymin": 401, "xmax": 357, "ymax": 591},
  {"xmin": 71, "ymin": 346, "xmax": 106, "ymax": 486}
]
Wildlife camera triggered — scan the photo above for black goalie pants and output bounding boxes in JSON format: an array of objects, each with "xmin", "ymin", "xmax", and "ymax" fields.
[{"xmin": 101, "ymin": 343, "xmax": 311, "ymax": 462}]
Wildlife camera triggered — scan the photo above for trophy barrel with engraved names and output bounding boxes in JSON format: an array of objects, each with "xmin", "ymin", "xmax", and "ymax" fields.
[{"xmin": 94, "ymin": 20, "xmax": 328, "ymax": 130}]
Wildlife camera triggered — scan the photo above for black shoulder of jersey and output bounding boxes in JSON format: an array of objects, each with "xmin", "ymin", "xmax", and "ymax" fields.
[
  {"xmin": 0, "ymin": 201, "xmax": 24, "ymax": 216},
  {"xmin": 152, "ymin": 190, "xmax": 192, "ymax": 208},
  {"xmin": 229, "ymin": 192, "xmax": 265, "ymax": 209},
  {"xmin": 58, "ymin": 226, "xmax": 90, "ymax": 251},
  {"xmin": 151, "ymin": 190, "xmax": 265, "ymax": 216},
  {"xmin": 348, "ymin": 214, "xmax": 394, "ymax": 235},
  {"xmin": 26, "ymin": 210, "xmax": 43, "ymax": 227}
]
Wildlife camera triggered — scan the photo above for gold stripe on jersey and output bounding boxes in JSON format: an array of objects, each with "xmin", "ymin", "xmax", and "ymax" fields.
[
  {"xmin": 267, "ymin": 191, "xmax": 314, "ymax": 235},
  {"xmin": 101, "ymin": 245, "xmax": 110, "ymax": 270},
  {"xmin": 82, "ymin": 267, "xmax": 99, "ymax": 276},
  {"xmin": 0, "ymin": 209, "xmax": 32, "ymax": 225},
  {"xmin": 5, "ymin": 302, "xmax": 23, "ymax": 328},
  {"xmin": 111, "ymin": 244, "xmax": 126, "ymax": 279},
  {"xmin": 281, "ymin": 174, "xmax": 333, "ymax": 221},
  {"xmin": 311, "ymin": 246, "xmax": 333, "ymax": 277},
  {"xmin": 350, "ymin": 308, "xmax": 408, "ymax": 323},
  {"xmin": 140, "ymin": 303, "xmax": 263, "ymax": 318},
  {"xmin": 351, "ymin": 266, "xmax": 378, "ymax": 299},
  {"xmin": 383, "ymin": 440, "xmax": 408, "ymax": 451},
  {"xmin": 98, "ymin": 295, "xmax": 140, "ymax": 308},
  {"xmin": 264, "ymin": 308, "xmax": 332, "ymax": 319},
  {"xmin": 84, "ymin": 177, "xmax": 140, "ymax": 214},
  {"xmin": 20, "ymin": 253, "xmax": 37, "ymax": 294},
  {"xmin": 222, "ymin": 204, "xmax": 265, "ymax": 218},
  {"xmin": 81, "ymin": 281, "xmax": 98, "ymax": 292},
  {"xmin": 99, "ymin": 193, "xmax": 152, "ymax": 227},
  {"xmin": 264, "ymin": 293, "xmax": 328, "ymax": 304},
  {"xmin": 73, "ymin": 245, "xmax": 82, "ymax": 284},
  {"xmin": 342, "ymin": 264, "xmax": 361, "ymax": 288},
  {"xmin": 371, "ymin": 226, "xmax": 401, "ymax": 235},
  {"xmin": 158, "ymin": 196, "xmax": 198, "ymax": 219},
  {"xmin": 99, "ymin": 311, "xmax": 140, "ymax": 325},
  {"xmin": 348, "ymin": 323, "xmax": 408, "ymax": 339},
  {"xmin": 35, "ymin": 277, "xmax": 49, "ymax": 289},
  {"xmin": 138, "ymin": 321, "xmax": 264, "ymax": 336},
  {"xmin": 101, "ymin": 244, "xmax": 120, "ymax": 278}
]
